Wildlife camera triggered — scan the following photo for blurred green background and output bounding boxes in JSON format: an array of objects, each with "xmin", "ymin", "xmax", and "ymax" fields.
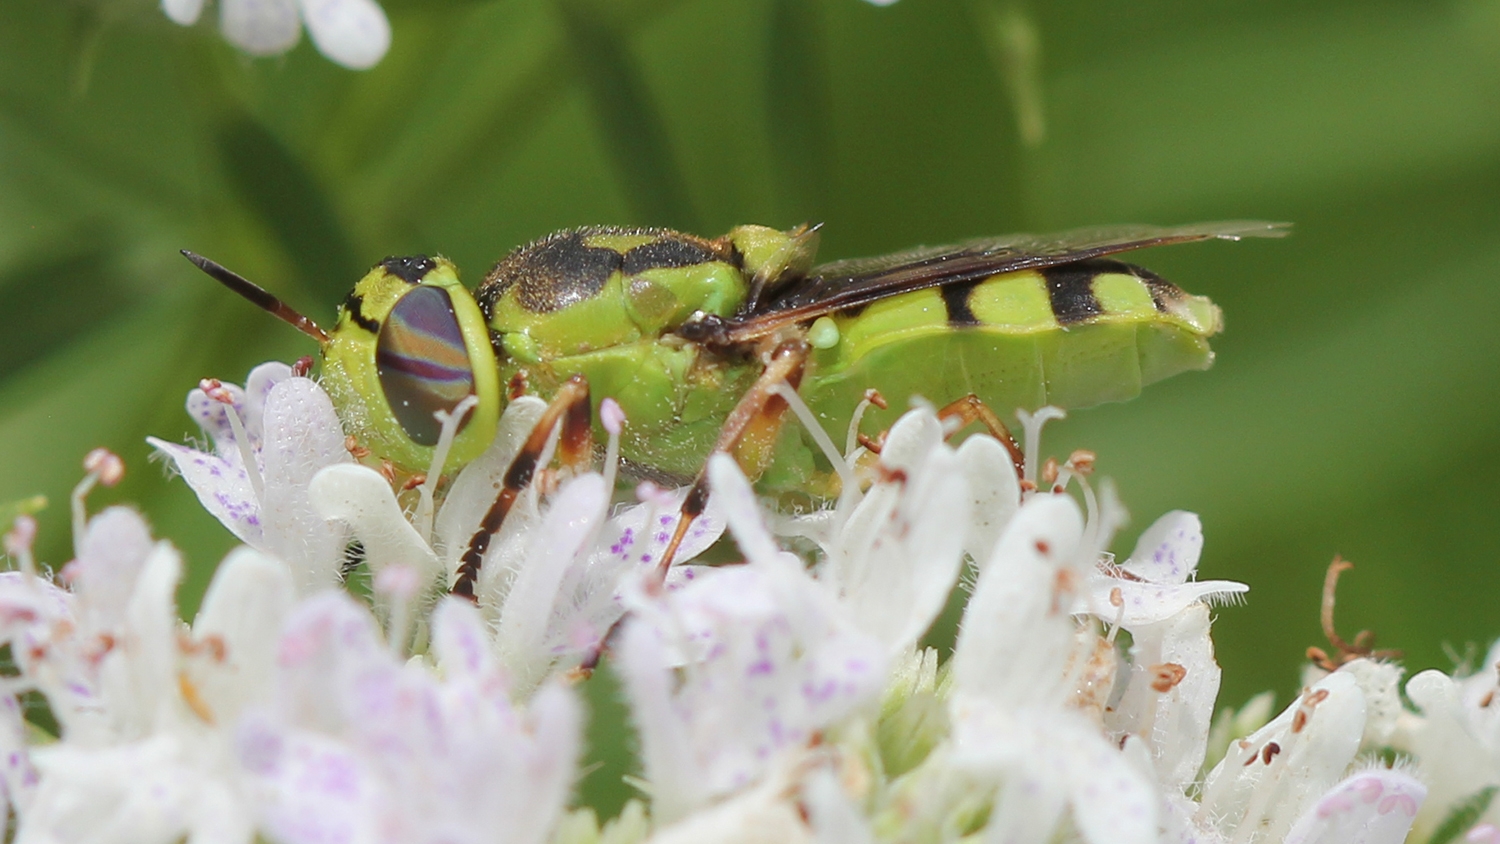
[{"xmin": 2, "ymin": 0, "xmax": 1498, "ymax": 815}]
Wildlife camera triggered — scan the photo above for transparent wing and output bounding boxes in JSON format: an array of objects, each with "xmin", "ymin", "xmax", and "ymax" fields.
[{"xmin": 709, "ymin": 221, "xmax": 1287, "ymax": 344}]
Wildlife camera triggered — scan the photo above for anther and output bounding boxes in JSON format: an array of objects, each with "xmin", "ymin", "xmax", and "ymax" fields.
[
  {"xmin": 1041, "ymin": 456, "xmax": 1059, "ymax": 487},
  {"xmin": 1149, "ymin": 662, "xmax": 1187, "ymax": 693},
  {"xmin": 178, "ymin": 673, "xmax": 215, "ymax": 724},
  {"xmin": 83, "ymin": 448, "xmax": 125, "ymax": 487},
  {"xmin": 344, "ymin": 436, "xmax": 371, "ymax": 460},
  {"xmin": 1067, "ymin": 450, "xmax": 1096, "ymax": 477},
  {"xmin": 1261, "ymin": 741, "xmax": 1281, "ymax": 764},
  {"xmin": 291, "ymin": 356, "xmax": 314, "ymax": 377}
]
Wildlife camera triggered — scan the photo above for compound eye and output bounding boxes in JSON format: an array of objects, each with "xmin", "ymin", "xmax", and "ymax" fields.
[{"xmin": 375, "ymin": 285, "xmax": 476, "ymax": 446}]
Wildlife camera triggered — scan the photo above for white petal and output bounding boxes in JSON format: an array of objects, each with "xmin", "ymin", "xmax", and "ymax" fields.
[
  {"xmin": 147, "ymin": 439, "xmax": 263, "ymax": 546},
  {"xmin": 269, "ymin": 592, "xmax": 391, "ymax": 731},
  {"xmin": 495, "ymin": 474, "xmax": 607, "ymax": 692},
  {"xmin": 113, "ymin": 543, "xmax": 184, "ymax": 728},
  {"xmin": 617, "ymin": 619, "xmax": 707, "ymax": 823},
  {"xmin": 877, "ymin": 408, "xmax": 943, "ymax": 471},
  {"xmin": 72, "ymin": 506, "xmax": 155, "ymax": 632},
  {"xmin": 1124, "ymin": 511, "xmax": 1202, "ymax": 584},
  {"xmin": 833, "ymin": 445, "xmax": 968, "ymax": 654},
  {"xmin": 434, "ymin": 396, "xmax": 546, "ymax": 561},
  {"xmin": 1107, "ymin": 604, "xmax": 1220, "ymax": 789},
  {"xmin": 500, "ymin": 682, "xmax": 584, "ymax": 844},
  {"xmin": 708, "ymin": 453, "xmax": 781, "ymax": 565},
  {"xmin": 237, "ymin": 719, "xmax": 385, "ymax": 844},
  {"xmin": 258, "ymin": 377, "xmax": 354, "ymax": 590},
  {"xmin": 648, "ymin": 772, "xmax": 816, "ymax": 844},
  {"xmin": 1088, "ymin": 575, "xmax": 1248, "ymax": 628},
  {"xmin": 1284, "ymin": 770, "xmax": 1425, "ymax": 844},
  {"xmin": 802, "ymin": 767, "xmax": 875, "ymax": 844},
  {"xmin": 241, "ymin": 362, "xmax": 294, "ymax": 439},
  {"xmin": 1199, "ymin": 670, "xmax": 1368, "ymax": 842},
  {"xmin": 297, "ymin": 0, "xmax": 391, "ymax": 69},
  {"xmin": 309, "ymin": 464, "xmax": 438, "ymax": 581},
  {"xmin": 161, "ymin": 0, "xmax": 206, "ymax": 25},
  {"xmin": 621, "ymin": 563, "xmax": 885, "ymax": 820},
  {"xmin": 957, "ymin": 434, "xmax": 1019, "ymax": 566},
  {"xmin": 1337, "ymin": 659, "xmax": 1404, "ymax": 748},
  {"xmin": 219, "ymin": 0, "xmax": 302, "ymax": 56},
  {"xmin": 188, "ymin": 547, "xmax": 295, "ymax": 723},
  {"xmin": 430, "ymin": 596, "xmax": 496, "ymax": 681},
  {"xmin": 0, "ymin": 694, "xmax": 38, "ymax": 815},
  {"xmin": 1060, "ymin": 726, "xmax": 1160, "ymax": 844},
  {"xmin": 952, "ymin": 494, "xmax": 1084, "ymax": 709},
  {"xmin": 23, "ymin": 735, "xmax": 252, "ymax": 844}
]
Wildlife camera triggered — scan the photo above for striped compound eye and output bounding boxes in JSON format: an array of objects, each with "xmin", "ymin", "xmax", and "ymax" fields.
[{"xmin": 375, "ymin": 283, "xmax": 477, "ymax": 446}]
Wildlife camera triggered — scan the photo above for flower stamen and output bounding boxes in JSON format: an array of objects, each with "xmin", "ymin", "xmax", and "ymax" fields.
[
  {"xmin": 374, "ymin": 563, "xmax": 422, "ymax": 654},
  {"xmin": 774, "ymin": 383, "xmax": 857, "ymax": 497},
  {"xmin": 201, "ymin": 379, "xmax": 264, "ymax": 504},
  {"xmin": 1017, "ymin": 406, "xmax": 1066, "ymax": 489},
  {"xmin": 601, "ymin": 398, "xmax": 626, "ymax": 494},
  {"xmin": 72, "ymin": 448, "xmax": 124, "ymax": 552},
  {"xmin": 5, "ymin": 514, "xmax": 39, "ymax": 578},
  {"xmin": 845, "ymin": 388, "xmax": 888, "ymax": 458},
  {"xmin": 415, "ymin": 395, "xmax": 479, "ymax": 543}
]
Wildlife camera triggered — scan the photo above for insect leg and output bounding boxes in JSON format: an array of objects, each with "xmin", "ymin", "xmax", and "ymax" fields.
[
  {"xmin": 652, "ymin": 339, "xmax": 810, "ymax": 582},
  {"xmin": 932, "ymin": 395, "xmax": 1025, "ymax": 477},
  {"xmin": 450, "ymin": 375, "xmax": 591, "ymax": 601}
]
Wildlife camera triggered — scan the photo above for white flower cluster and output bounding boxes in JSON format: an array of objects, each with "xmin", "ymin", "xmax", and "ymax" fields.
[
  {"xmin": 160, "ymin": 0, "xmax": 391, "ymax": 69},
  {"xmin": 0, "ymin": 361, "xmax": 1495, "ymax": 844}
]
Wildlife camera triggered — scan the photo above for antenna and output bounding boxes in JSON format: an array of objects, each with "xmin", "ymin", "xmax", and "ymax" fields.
[{"xmin": 181, "ymin": 251, "xmax": 330, "ymax": 345}]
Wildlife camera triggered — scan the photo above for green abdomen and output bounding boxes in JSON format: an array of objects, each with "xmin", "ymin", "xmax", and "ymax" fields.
[{"xmin": 764, "ymin": 258, "xmax": 1221, "ymax": 490}]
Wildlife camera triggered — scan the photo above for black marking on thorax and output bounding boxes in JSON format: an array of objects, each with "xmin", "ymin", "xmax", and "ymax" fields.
[
  {"xmin": 342, "ymin": 291, "xmax": 380, "ymax": 333},
  {"xmin": 486, "ymin": 231, "xmax": 621, "ymax": 314},
  {"xmin": 621, "ymin": 237, "xmax": 718, "ymax": 274},
  {"xmin": 940, "ymin": 278, "xmax": 984, "ymax": 326},
  {"xmin": 381, "ymin": 255, "xmax": 437, "ymax": 284},
  {"xmin": 1042, "ymin": 260, "xmax": 1109, "ymax": 325},
  {"xmin": 482, "ymin": 227, "xmax": 731, "ymax": 316}
]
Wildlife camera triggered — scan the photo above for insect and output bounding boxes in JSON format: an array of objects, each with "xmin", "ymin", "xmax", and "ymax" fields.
[{"xmin": 185, "ymin": 220, "xmax": 1283, "ymax": 498}]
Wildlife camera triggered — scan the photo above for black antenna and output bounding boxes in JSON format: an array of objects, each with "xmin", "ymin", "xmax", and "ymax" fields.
[{"xmin": 181, "ymin": 251, "xmax": 330, "ymax": 345}]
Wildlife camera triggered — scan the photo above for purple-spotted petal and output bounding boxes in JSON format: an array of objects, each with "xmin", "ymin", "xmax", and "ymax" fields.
[
  {"xmin": 1284, "ymin": 770, "xmax": 1426, "ymax": 844},
  {"xmin": 148, "ymin": 439, "xmax": 263, "ymax": 545},
  {"xmin": 1123, "ymin": 511, "xmax": 1202, "ymax": 584}
]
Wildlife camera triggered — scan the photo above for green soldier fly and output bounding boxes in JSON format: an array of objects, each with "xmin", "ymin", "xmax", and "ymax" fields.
[{"xmin": 183, "ymin": 220, "xmax": 1285, "ymax": 590}]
